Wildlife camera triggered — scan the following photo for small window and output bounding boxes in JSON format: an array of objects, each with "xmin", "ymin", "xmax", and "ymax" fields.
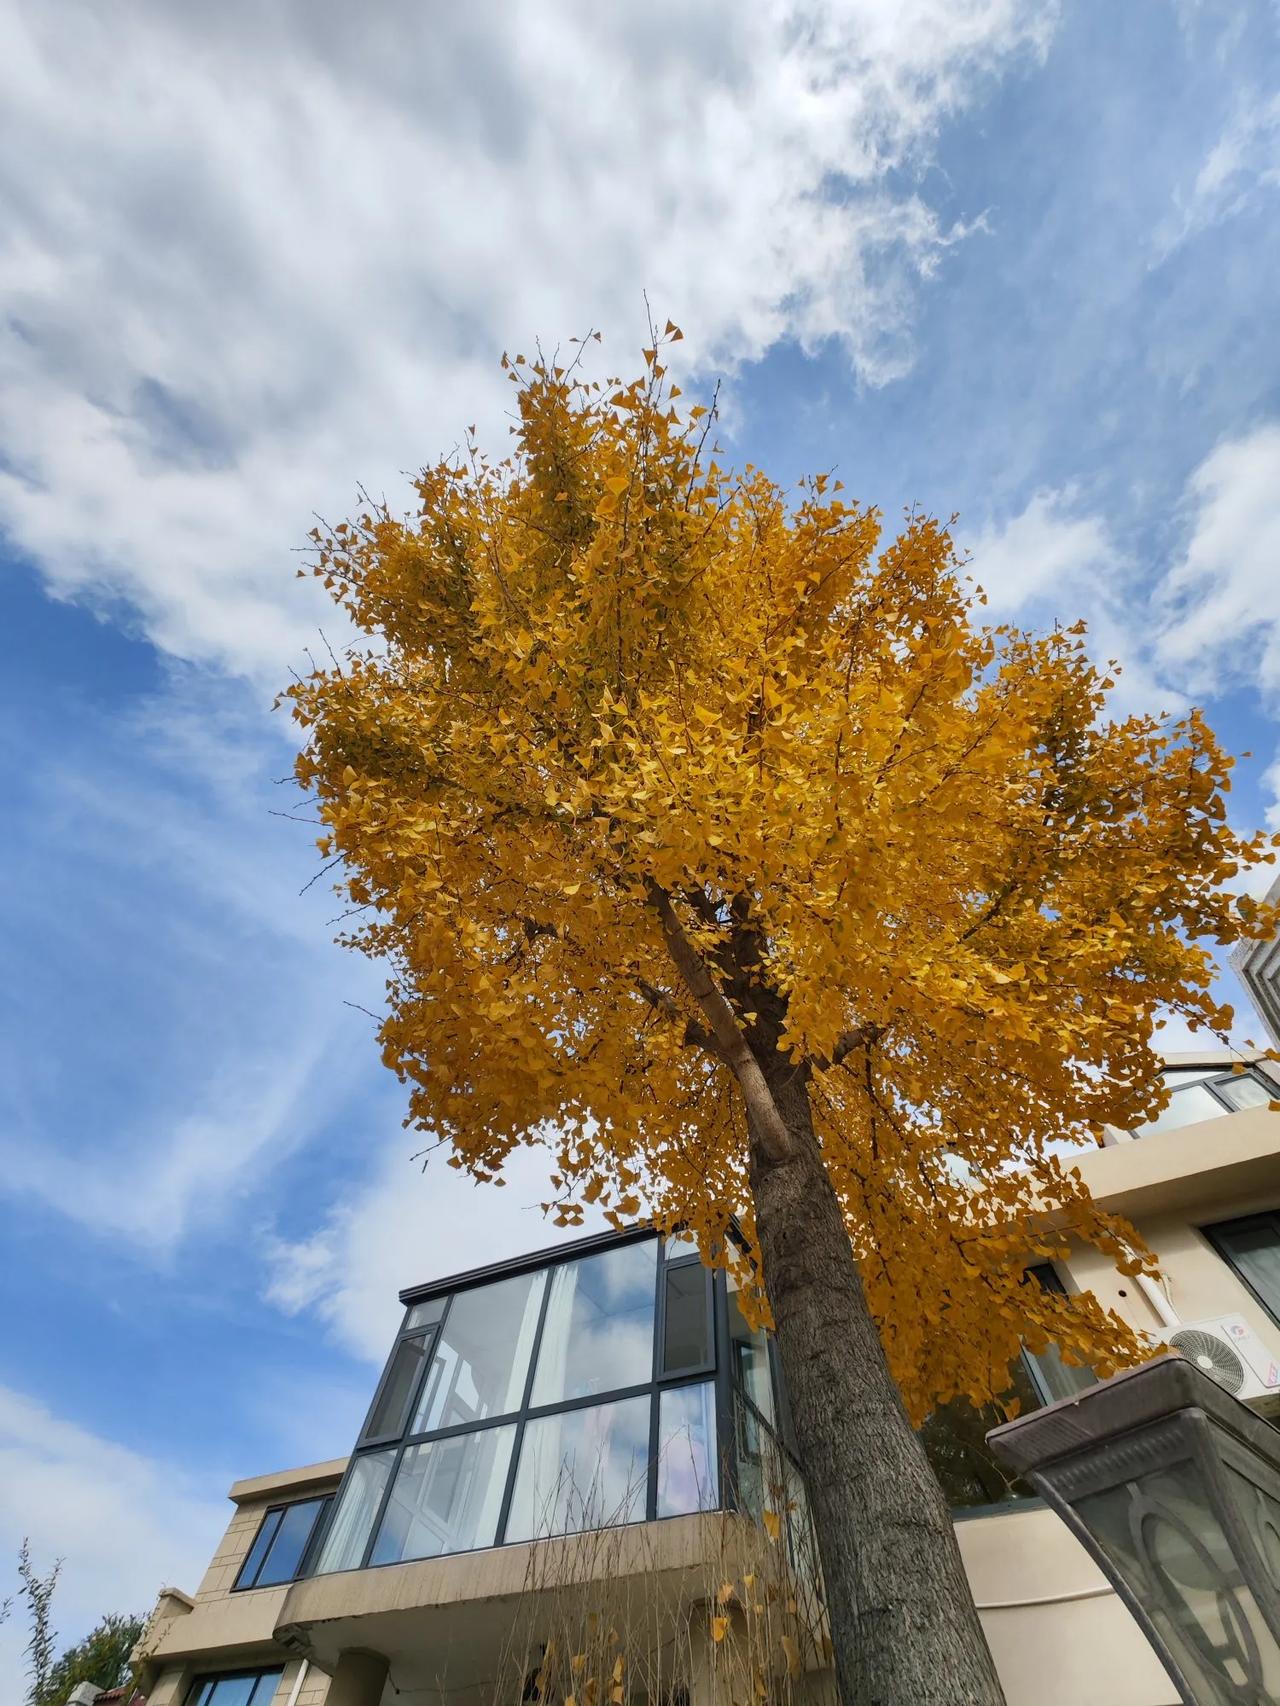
[
  {"xmin": 233, "ymin": 1498, "xmax": 331, "ymax": 1590},
  {"xmin": 404, "ymin": 1294, "xmax": 448, "ymax": 1332},
  {"xmin": 1203, "ymin": 1211, "xmax": 1280, "ymax": 1326},
  {"xmin": 186, "ymin": 1671, "xmax": 284, "ymax": 1706},
  {"xmin": 364, "ymin": 1334, "xmax": 432, "ymax": 1441},
  {"xmin": 661, "ymin": 1262, "xmax": 711, "ymax": 1374}
]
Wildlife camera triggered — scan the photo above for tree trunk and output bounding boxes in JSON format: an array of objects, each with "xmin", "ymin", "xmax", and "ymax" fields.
[{"xmin": 747, "ymin": 1069, "xmax": 1006, "ymax": 1706}]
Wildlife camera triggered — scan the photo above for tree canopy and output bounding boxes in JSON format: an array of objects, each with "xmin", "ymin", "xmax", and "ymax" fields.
[{"xmin": 288, "ymin": 327, "xmax": 1277, "ymax": 1421}]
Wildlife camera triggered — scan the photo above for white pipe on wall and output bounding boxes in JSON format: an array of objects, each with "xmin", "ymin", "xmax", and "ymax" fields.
[{"xmin": 1136, "ymin": 1270, "xmax": 1180, "ymax": 1330}]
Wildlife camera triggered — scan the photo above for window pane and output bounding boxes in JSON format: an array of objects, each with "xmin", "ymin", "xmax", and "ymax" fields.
[
  {"xmin": 1026, "ymin": 1342, "xmax": 1097, "ymax": 1403},
  {"xmin": 1133, "ymin": 1081, "xmax": 1226, "ymax": 1136},
  {"xmin": 727, "ymin": 1282, "xmax": 774, "ymax": 1424},
  {"xmin": 188, "ymin": 1676, "xmax": 284, "ymax": 1706},
  {"xmin": 918, "ymin": 1357, "xmax": 1042, "ymax": 1509},
  {"xmin": 234, "ymin": 1507, "xmax": 283, "ymax": 1590},
  {"xmin": 657, "ymin": 1382, "xmax": 718, "ymax": 1517},
  {"xmin": 531, "ymin": 1241, "xmax": 657, "ymax": 1405},
  {"xmin": 662, "ymin": 1263, "xmax": 710, "ymax": 1373},
  {"xmin": 404, "ymin": 1295, "xmax": 448, "ymax": 1332},
  {"xmin": 1216, "ymin": 1072, "xmax": 1272, "ymax": 1113},
  {"xmin": 313, "ymin": 1451, "xmax": 394, "ymax": 1574},
  {"xmin": 255, "ymin": 1497, "xmax": 326, "ymax": 1586},
  {"xmin": 505, "ymin": 1394, "xmax": 651, "ymax": 1540},
  {"xmin": 1214, "ymin": 1216, "xmax": 1280, "ymax": 1322},
  {"xmin": 413, "ymin": 1269, "xmax": 547, "ymax": 1433},
  {"xmin": 366, "ymin": 1335, "xmax": 430, "ymax": 1439},
  {"xmin": 370, "ymin": 1424, "xmax": 516, "ymax": 1564}
]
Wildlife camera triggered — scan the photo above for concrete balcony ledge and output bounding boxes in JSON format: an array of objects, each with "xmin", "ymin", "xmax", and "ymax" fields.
[
  {"xmin": 276, "ymin": 1513, "xmax": 752, "ymax": 1692},
  {"xmin": 146, "ymin": 1582, "xmax": 293, "ymax": 1665},
  {"xmin": 1075, "ymin": 1103, "xmax": 1280, "ymax": 1219}
]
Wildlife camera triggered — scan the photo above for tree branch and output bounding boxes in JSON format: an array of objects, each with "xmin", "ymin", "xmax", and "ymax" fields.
[
  {"xmin": 646, "ymin": 880, "xmax": 794, "ymax": 1166},
  {"xmin": 634, "ymin": 978, "xmax": 725, "ymax": 1059}
]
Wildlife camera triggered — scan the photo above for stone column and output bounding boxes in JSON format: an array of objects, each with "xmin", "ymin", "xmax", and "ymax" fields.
[{"xmin": 324, "ymin": 1650, "xmax": 390, "ymax": 1706}]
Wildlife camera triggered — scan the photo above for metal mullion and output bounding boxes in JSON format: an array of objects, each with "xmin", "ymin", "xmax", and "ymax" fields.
[
  {"xmin": 646, "ymin": 1232, "xmax": 664, "ymax": 1522},
  {"xmin": 712, "ymin": 1270, "xmax": 735, "ymax": 1512},
  {"xmin": 495, "ymin": 1259, "xmax": 556, "ymax": 1546},
  {"xmin": 401, "ymin": 1408, "xmax": 524, "ymax": 1448},
  {"xmin": 520, "ymin": 1378, "xmax": 660, "ymax": 1422}
]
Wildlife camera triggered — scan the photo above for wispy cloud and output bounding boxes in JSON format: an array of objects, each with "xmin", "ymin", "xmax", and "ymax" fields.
[
  {"xmin": 0, "ymin": 1385, "xmax": 227, "ymax": 1675},
  {"xmin": 1155, "ymin": 89, "xmax": 1280, "ymax": 258},
  {"xmin": 0, "ymin": 0, "xmax": 1052, "ymax": 679},
  {"xmin": 264, "ymin": 1136, "xmax": 603, "ymax": 1363},
  {"xmin": 0, "ymin": 669, "xmax": 386, "ymax": 1252},
  {"xmin": 1155, "ymin": 421, "xmax": 1280, "ymax": 699}
]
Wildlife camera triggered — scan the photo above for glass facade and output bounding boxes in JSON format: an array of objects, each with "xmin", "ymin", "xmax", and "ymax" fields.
[
  {"xmin": 309, "ymin": 1233, "xmax": 1096, "ymax": 1574},
  {"xmin": 312, "ymin": 1232, "xmax": 734, "ymax": 1575},
  {"xmin": 1130, "ymin": 1064, "xmax": 1274, "ymax": 1138}
]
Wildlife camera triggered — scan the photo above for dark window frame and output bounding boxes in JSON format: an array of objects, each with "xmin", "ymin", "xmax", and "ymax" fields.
[
  {"xmin": 232, "ymin": 1496, "xmax": 333, "ymax": 1592},
  {"xmin": 184, "ymin": 1667, "xmax": 285, "ymax": 1706},
  {"xmin": 1202, "ymin": 1209, "xmax": 1280, "ymax": 1328},
  {"xmin": 1134, "ymin": 1064, "xmax": 1274, "ymax": 1135},
  {"xmin": 311, "ymin": 1230, "xmax": 738, "ymax": 1575}
]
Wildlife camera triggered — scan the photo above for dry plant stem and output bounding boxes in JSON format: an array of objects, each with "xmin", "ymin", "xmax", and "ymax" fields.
[{"xmin": 749, "ymin": 1067, "xmax": 1006, "ymax": 1706}]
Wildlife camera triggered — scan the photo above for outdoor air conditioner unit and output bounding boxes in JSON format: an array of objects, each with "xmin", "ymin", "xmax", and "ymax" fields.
[{"xmin": 1159, "ymin": 1314, "xmax": 1280, "ymax": 1417}]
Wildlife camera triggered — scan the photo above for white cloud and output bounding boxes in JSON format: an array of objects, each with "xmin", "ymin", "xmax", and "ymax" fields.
[
  {"xmin": 0, "ymin": 670, "xmax": 391, "ymax": 1252},
  {"xmin": 0, "ymin": 0, "xmax": 1052, "ymax": 680},
  {"xmin": 965, "ymin": 488, "xmax": 1187, "ymax": 720},
  {"xmin": 967, "ymin": 487, "xmax": 1113, "ymax": 611},
  {"xmin": 1156, "ymin": 90, "xmax": 1280, "ymax": 257},
  {"xmin": 0, "ymin": 1386, "xmax": 227, "ymax": 1681},
  {"xmin": 1155, "ymin": 422, "xmax": 1280, "ymax": 698},
  {"xmin": 265, "ymin": 1136, "xmax": 605, "ymax": 1363}
]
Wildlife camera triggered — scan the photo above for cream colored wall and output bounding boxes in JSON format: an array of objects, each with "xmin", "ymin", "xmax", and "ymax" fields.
[
  {"xmin": 956, "ymin": 1505, "xmax": 1177, "ymax": 1706},
  {"xmin": 1059, "ymin": 1181, "xmax": 1280, "ymax": 1346}
]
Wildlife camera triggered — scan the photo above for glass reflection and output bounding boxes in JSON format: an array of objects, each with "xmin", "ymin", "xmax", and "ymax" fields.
[
  {"xmin": 506, "ymin": 1394, "xmax": 651, "ymax": 1539},
  {"xmin": 414, "ymin": 1269, "xmax": 547, "ymax": 1433},
  {"xmin": 531, "ymin": 1242, "xmax": 657, "ymax": 1405}
]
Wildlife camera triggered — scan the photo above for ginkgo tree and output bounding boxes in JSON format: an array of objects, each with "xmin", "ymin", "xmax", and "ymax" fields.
[{"xmin": 287, "ymin": 327, "xmax": 1277, "ymax": 1706}]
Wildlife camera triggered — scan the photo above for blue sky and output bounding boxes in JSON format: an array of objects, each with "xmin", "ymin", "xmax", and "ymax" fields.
[{"xmin": 3, "ymin": 0, "xmax": 1280, "ymax": 1666}]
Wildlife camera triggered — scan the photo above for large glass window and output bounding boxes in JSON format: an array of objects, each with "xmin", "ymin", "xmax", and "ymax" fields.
[
  {"xmin": 657, "ymin": 1382, "xmax": 718, "ymax": 1517},
  {"xmin": 1131, "ymin": 1065, "xmax": 1275, "ymax": 1138},
  {"xmin": 313, "ymin": 1450, "xmax": 395, "ymax": 1574},
  {"xmin": 1204, "ymin": 1211, "xmax": 1280, "ymax": 1326},
  {"xmin": 186, "ymin": 1673, "xmax": 283, "ymax": 1706},
  {"xmin": 234, "ymin": 1497, "xmax": 331, "ymax": 1590},
  {"xmin": 413, "ymin": 1268, "xmax": 547, "ymax": 1433},
  {"xmin": 370, "ymin": 1425, "xmax": 516, "ymax": 1564},
  {"xmin": 505, "ymin": 1394, "xmax": 651, "ymax": 1540},
  {"xmin": 531, "ymin": 1241, "xmax": 657, "ymax": 1405}
]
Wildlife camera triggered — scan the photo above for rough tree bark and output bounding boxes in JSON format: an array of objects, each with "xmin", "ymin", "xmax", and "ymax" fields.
[
  {"xmin": 650, "ymin": 886, "xmax": 1005, "ymax": 1703},
  {"xmin": 747, "ymin": 1065, "xmax": 1007, "ymax": 1706}
]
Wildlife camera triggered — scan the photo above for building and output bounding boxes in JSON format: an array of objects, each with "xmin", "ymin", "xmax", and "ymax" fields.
[
  {"xmin": 135, "ymin": 1049, "xmax": 1280, "ymax": 1706},
  {"xmin": 1230, "ymin": 871, "xmax": 1280, "ymax": 1049}
]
